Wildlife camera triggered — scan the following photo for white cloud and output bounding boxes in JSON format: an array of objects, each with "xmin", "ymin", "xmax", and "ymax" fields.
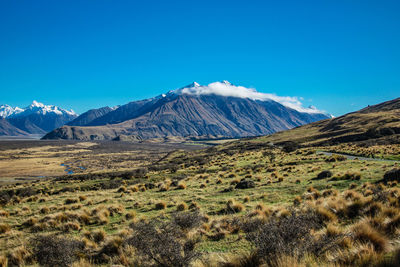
[{"xmin": 174, "ymin": 81, "xmax": 325, "ymax": 114}]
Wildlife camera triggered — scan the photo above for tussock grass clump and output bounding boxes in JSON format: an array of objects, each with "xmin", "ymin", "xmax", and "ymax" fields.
[
  {"xmin": 177, "ymin": 181, "xmax": 186, "ymax": 190},
  {"xmin": 225, "ymin": 200, "xmax": 245, "ymax": 214},
  {"xmin": 189, "ymin": 202, "xmax": 200, "ymax": 210},
  {"xmin": 155, "ymin": 201, "xmax": 167, "ymax": 210},
  {"xmin": 0, "ymin": 224, "xmax": 11, "ymax": 234},
  {"xmin": 64, "ymin": 198, "xmax": 79, "ymax": 205},
  {"xmin": 0, "ymin": 210, "xmax": 9, "ymax": 217},
  {"xmin": 315, "ymin": 206, "xmax": 337, "ymax": 222},
  {"xmin": 0, "ymin": 255, "xmax": 7, "ymax": 267},
  {"xmin": 177, "ymin": 202, "xmax": 188, "ymax": 211},
  {"xmin": 40, "ymin": 207, "xmax": 50, "ymax": 214},
  {"xmin": 353, "ymin": 222, "xmax": 389, "ymax": 252},
  {"xmin": 117, "ymin": 186, "xmax": 127, "ymax": 193},
  {"xmin": 23, "ymin": 217, "xmax": 38, "ymax": 227},
  {"xmin": 7, "ymin": 246, "xmax": 31, "ymax": 267},
  {"xmin": 125, "ymin": 211, "xmax": 136, "ymax": 221},
  {"xmin": 62, "ymin": 221, "xmax": 81, "ymax": 232}
]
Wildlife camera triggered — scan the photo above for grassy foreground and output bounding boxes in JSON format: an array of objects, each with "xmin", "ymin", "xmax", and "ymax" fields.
[{"xmin": 0, "ymin": 141, "xmax": 400, "ymax": 266}]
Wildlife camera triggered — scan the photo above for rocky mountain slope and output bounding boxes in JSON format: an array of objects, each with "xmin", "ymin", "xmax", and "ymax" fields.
[{"xmin": 43, "ymin": 81, "xmax": 330, "ymax": 141}]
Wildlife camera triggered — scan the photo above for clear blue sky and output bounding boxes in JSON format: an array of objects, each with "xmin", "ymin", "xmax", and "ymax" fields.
[{"xmin": 1, "ymin": 0, "xmax": 399, "ymax": 116}]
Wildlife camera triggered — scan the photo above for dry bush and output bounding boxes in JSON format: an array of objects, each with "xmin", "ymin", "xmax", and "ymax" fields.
[
  {"xmin": 126, "ymin": 218, "xmax": 201, "ymax": 267},
  {"xmin": 243, "ymin": 210, "xmax": 323, "ymax": 264},
  {"xmin": 31, "ymin": 235, "xmax": 84, "ymax": 267},
  {"xmin": 0, "ymin": 223, "xmax": 10, "ymax": 234}
]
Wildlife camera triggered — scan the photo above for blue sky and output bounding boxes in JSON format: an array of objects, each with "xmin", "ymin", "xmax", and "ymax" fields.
[{"xmin": 0, "ymin": 0, "xmax": 399, "ymax": 116}]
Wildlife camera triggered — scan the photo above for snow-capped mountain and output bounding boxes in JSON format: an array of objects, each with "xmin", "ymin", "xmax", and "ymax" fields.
[
  {"xmin": 0, "ymin": 104, "xmax": 24, "ymax": 118},
  {"xmin": 0, "ymin": 101, "xmax": 78, "ymax": 136},
  {"xmin": 43, "ymin": 81, "xmax": 331, "ymax": 141}
]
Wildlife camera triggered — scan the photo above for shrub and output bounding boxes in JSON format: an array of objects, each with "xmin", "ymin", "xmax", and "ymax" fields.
[
  {"xmin": 172, "ymin": 211, "xmax": 205, "ymax": 231},
  {"xmin": 383, "ymin": 168, "xmax": 400, "ymax": 183},
  {"xmin": 31, "ymin": 235, "xmax": 84, "ymax": 267},
  {"xmin": 126, "ymin": 219, "xmax": 201, "ymax": 267},
  {"xmin": 243, "ymin": 210, "xmax": 323, "ymax": 264},
  {"xmin": 316, "ymin": 170, "xmax": 333, "ymax": 180}
]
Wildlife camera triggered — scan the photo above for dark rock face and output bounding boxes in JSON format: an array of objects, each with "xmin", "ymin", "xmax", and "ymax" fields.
[
  {"xmin": 43, "ymin": 94, "xmax": 330, "ymax": 140},
  {"xmin": 235, "ymin": 179, "xmax": 256, "ymax": 189}
]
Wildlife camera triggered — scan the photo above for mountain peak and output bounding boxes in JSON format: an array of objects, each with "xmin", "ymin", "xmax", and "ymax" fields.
[
  {"xmin": 171, "ymin": 81, "xmax": 327, "ymax": 115},
  {"xmin": 0, "ymin": 104, "xmax": 24, "ymax": 118},
  {"xmin": 30, "ymin": 100, "xmax": 45, "ymax": 108}
]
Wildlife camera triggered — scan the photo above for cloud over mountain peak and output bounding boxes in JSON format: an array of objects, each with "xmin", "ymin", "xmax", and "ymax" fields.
[{"xmin": 173, "ymin": 81, "xmax": 325, "ymax": 114}]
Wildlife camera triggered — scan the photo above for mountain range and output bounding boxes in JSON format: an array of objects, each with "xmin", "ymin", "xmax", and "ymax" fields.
[
  {"xmin": 0, "ymin": 101, "xmax": 78, "ymax": 136},
  {"xmin": 42, "ymin": 81, "xmax": 330, "ymax": 141}
]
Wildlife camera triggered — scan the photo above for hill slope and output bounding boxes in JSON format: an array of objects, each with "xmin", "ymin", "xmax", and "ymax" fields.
[
  {"xmin": 0, "ymin": 118, "xmax": 29, "ymax": 136},
  {"xmin": 255, "ymin": 97, "xmax": 400, "ymax": 146}
]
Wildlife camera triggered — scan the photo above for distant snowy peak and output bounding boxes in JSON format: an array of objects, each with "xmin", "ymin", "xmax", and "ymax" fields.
[
  {"xmin": 172, "ymin": 81, "xmax": 328, "ymax": 115},
  {"xmin": 22, "ymin": 100, "xmax": 77, "ymax": 116},
  {"xmin": 0, "ymin": 104, "xmax": 24, "ymax": 118},
  {"xmin": 0, "ymin": 101, "xmax": 77, "ymax": 118}
]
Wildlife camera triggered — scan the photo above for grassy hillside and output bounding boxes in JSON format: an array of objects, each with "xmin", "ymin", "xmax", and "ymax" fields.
[
  {"xmin": 254, "ymin": 98, "xmax": 400, "ymax": 147},
  {"xmin": 1, "ymin": 140, "xmax": 400, "ymax": 266}
]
